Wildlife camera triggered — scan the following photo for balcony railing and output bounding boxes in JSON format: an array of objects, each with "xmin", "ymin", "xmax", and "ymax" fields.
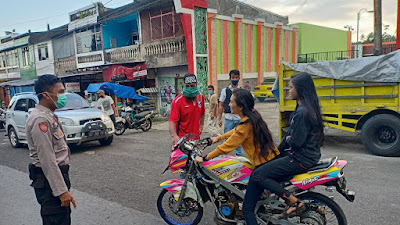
[
  {"xmin": 143, "ymin": 36, "xmax": 186, "ymax": 56},
  {"xmin": 104, "ymin": 36, "xmax": 187, "ymax": 64},
  {"xmin": 77, "ymin": 53, "xmax": 103, "ymax": 64},
  {"xmin": 0, "ymin": 65, "xmax": 20, "ymax": 75},
  {"xmin": 105, "ymin": 45, "xmax": 141, "ymax": 63}
]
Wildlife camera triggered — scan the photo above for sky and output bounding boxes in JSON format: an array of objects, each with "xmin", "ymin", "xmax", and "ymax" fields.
[{"xmin": 0, "ymin": 0, "xmax": 397, "ymax": 43}]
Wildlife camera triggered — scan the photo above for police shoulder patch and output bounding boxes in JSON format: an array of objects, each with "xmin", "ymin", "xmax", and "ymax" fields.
[{"xmin": 39, "ymin": 122, "xmax": 49, "ymax": 133}]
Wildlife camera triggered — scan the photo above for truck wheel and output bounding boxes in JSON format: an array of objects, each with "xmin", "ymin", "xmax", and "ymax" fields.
[
  {"xmin": 361, "ymin": 114, "xmax": 400, "ymax": 156},
  {"xmin": 99, "ymin": 135, "xmax": 113, "ymax": 146}
]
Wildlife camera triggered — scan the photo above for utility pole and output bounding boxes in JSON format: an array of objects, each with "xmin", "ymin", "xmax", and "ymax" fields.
[
  {"xmin": 396, "ymin": 0, "xmax": 400, "ymax": 50},
  {"xmin": 374, "ymin": 0, "xmax": 383, "ymax": 55}
]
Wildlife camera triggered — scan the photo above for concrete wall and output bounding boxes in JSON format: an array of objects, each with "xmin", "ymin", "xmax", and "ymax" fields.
[
  {"xmin": 293, "ymin": 23, "xmax": 349, "ymax": 54},
  {"xmin": 34, "ymin": 41, "xmax": 55, "ymax": 76}
]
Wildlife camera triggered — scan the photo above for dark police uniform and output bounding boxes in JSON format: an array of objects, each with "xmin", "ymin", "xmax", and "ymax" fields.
[{"xmin": 26, "ymin": 104, "xmax": 72, "ymax": 225}]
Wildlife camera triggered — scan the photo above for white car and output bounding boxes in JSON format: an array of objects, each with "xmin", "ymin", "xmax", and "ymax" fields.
[{"xmin": 5, "ymin": 92, "xmax": 115, "ymax": 148}]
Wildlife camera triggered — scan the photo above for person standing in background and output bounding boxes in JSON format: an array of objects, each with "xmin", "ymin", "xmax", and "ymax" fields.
[
  {"xmin": 96, "ymin": 90, "xmax": 118, "ymax": 126},
  {"xmin": 218, "ymin": 69, "xmax": 244, "ymax": 156},
  {"xmin": 243, "ymin": 81, "xmax": 251, "ymax": 91},
  {"xmin": 207, "ymin": 85, "xmax": 220, "ymax": 136}
]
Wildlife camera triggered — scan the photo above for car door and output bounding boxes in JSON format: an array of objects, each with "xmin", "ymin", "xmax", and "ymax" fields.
[{"xmin": 12, "ymin": 98, "xmax": 29, "ymax": 137}]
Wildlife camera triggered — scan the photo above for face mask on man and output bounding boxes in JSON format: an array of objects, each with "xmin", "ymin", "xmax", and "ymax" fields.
[
  {"xmin": 45, "ymin": 92, "xmax": 68, "ymax": 108},
  {"xmin": 182, "ymin": 86, "xmax": 200, "ymax": 98},
  {"xmin": 208, "ymin": 90, "xmax": 214, "ymax": 95},
  {"xmin": 231, "ymin": 80, "xmax": 239, "ymax": 86}
]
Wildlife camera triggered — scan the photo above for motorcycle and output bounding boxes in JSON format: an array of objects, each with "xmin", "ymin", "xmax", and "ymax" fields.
[
  {"xmin": 157, "ymin": 135, "xmax": 355, "ymax": 225},
  {"xmin": 114, "ymin": 106, "xmax": 154, "ymax": 135}
]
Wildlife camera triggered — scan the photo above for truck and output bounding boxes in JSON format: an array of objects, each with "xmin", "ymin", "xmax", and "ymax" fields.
[{"xmin": 277, "ymin": 51, "xmax": 400, "ymax": 156}]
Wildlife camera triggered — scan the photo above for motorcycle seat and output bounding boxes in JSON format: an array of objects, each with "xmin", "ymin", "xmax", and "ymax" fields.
[
  {"xmin": 306, "ymin": 156, "xmax": 338, "ymax": 173},
  {"xmin": 135, "ymin": 111, "xmax": 151, "ymax": 119}
]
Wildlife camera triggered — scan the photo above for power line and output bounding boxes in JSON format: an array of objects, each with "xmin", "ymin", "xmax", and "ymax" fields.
[{"xmin": 288, "ymin": 0, "xmax": 309, "ymax": 17}]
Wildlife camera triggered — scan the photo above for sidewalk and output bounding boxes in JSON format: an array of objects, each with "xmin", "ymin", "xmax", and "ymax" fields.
[{"xmin": 0, "ymin": 165, "xmax": 165, "ymax": 225}]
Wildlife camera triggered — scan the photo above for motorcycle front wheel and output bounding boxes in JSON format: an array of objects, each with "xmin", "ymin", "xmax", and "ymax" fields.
[
  {"xmin": 296, "ymin": 192, "xmax": 347, "ymax": 225},
  {"xmin": 114, "ymin": 122, "xmax": 126, "ymax": 136},
  {"xmin": 157, "ymin": 189, "xmax": 203, "ymax": 225}
]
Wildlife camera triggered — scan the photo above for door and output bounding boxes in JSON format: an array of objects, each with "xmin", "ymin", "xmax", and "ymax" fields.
[
  {"xmin": 175, "ymin": 78, "xmax": 184, "ymax": 95},
  {"xmin": 13, "ymin": 98, "xmax": 29, "ymax": 137}
]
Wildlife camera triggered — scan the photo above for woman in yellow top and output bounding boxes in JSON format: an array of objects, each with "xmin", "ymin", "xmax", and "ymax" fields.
[{"xmin": 195, "ymin": 88, "xmax": 280, "ymax": 220}]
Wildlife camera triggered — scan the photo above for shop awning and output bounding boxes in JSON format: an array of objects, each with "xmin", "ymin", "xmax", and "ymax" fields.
[
  {"xmin": 0, "ymin": 79, "xmax": 35, "ymax": 87},
  {"xmin": 86, "ymin": 82, "xmax": 149, "ymax": 102}
]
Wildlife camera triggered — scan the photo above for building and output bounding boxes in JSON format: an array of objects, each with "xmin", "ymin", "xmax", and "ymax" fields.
[{"xmin": 292, "ymin": 23, "xmax": 353, "ymax": 62}]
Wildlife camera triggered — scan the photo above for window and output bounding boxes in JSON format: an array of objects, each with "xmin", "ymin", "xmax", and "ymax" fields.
[
  {"xmin": 150, "ymin": 7, "xmax": 182, "ymax": 41},
  {"xmin": 28, "ymin": 99, "xmax": 37, "ymax": 109},
  {"xmin": 38, "ymin": 44, "xmax": 49, "ymax": 61},
  {"xmin": 110, "ymin": 37, "xmax": 117, "ymax": 48},
  {"xmin": 132, "ymin": 31, "xmax": 139, "ymax": 44},
  {"xmin": 22, "ymin": 47, "xmax": 30, "ymax": 66},
  {"xmin": 76, "ymin": 25, "xmax": 102, "ymax": 54},
  {"xmin": 6, "ymin": 51, "xmax": 18, "ymax": 67},
  {"xmin": 14, "ymin": 99, "xmax": 27, "ymax": 112}
]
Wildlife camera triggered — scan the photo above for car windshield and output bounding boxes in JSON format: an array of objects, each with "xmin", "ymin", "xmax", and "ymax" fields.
[{"xmin": 56, "ymin": 93, "xmax": 90, "ymax": 111}]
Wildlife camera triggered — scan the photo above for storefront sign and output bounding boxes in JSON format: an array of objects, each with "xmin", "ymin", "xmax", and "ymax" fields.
[
  {"xmin": 65, "ymin": 82, "xmax": 81, "ymax": 92},
  {"xmin": 103, "ymin": 63, "xmax": 148, "ymax": 82}
]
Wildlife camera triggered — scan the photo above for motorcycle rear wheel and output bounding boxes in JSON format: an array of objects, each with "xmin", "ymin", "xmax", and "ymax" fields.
[
  {"xmin": 296, "ymin": 192, "xmax": 347, "ymax": 225},
  {"xmin": 157, "ymin": 189, "xmax": 203, "ymax": 225},
  {"xmin": 114, "ymin": 122, "xmax": 126, "ymax": 136},
  {"xmin": 141, "ymin": 119, "xmax": 152, "ymax": 132}
]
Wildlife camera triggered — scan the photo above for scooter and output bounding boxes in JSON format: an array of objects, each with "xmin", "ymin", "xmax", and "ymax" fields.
[{"xmin": 115, "ymin": 106, "xmax": 154, "ymax": 135}]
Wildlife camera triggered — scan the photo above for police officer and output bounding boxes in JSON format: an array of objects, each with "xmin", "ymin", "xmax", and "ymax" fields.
[{"xmin": 26, "ymin": 74, "xmax": 76, "ymax": 225}]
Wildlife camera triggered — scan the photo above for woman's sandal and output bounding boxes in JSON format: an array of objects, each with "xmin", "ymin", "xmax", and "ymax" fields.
[{"xmin": 278, "ymin": 200, "xmax": 306, "ymax": 219}]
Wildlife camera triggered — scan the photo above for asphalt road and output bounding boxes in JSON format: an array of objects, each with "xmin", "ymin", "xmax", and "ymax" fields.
[{"xmin": 1, "ymin": 101, "xmax": 400, "ymax": 225}]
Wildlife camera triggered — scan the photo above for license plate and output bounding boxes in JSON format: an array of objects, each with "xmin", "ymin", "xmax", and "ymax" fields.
[{"xmin": 88, "ymin": 130, "xmax": 105, "ymax": 137}]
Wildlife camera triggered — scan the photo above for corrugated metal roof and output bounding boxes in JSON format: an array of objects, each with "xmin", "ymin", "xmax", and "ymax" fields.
[
  {"xmin": 138, "ymin": 87, "xmax": 158, "ymax": 93},
  {"xmin": 98, "ymin": 0, "xmax": 172, "ymax": 23},
  {"xmin": 0, "ymin": 79, "xmax": 36, "ymax": 87}
]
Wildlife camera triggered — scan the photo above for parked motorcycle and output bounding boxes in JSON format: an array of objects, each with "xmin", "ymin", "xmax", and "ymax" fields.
[
  {"xmin": 115, "ymin": 106, "xmax": 154, "ymax": 135},
  {"xmin": 0, "ymin": 108, "xmax": 6, "ymax": 129},
  {"xmin": 157, "ymin": 135, "xmax": 355, "ymax": 225}
]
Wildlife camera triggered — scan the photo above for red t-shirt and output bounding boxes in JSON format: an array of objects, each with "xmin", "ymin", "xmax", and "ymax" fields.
[{"xmin": 169, "ymin": 94, "xmax": 205, "ymax": 138}]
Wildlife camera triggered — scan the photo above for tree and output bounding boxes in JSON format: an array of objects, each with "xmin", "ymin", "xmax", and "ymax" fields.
[{"xmin": 360, "ymin": 32, "xmax": 396, "ymax": 43}]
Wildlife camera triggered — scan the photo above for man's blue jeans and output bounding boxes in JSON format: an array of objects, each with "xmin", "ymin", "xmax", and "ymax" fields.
[{"xmin": 224, "ymin": 118, "xmax": 244, "ymax": 156}]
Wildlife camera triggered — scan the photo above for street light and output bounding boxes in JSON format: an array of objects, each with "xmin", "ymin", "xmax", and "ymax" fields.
[
  {"xmin": 357, "ymin": 8, "xmax": 374, "ymax": 44},
  {"xmin": 344, "ymin": 25, "xmax": 354, "ymax": 31}
]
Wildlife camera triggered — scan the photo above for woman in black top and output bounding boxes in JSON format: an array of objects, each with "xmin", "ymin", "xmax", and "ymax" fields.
[{"xmin": 242, "ymin": 72, "xmax": 324, "ymax": 224}]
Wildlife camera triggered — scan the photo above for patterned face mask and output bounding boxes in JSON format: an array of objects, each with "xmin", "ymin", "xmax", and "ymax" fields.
[{"xmin": 182, "ymin": 86, "xmax": 200, "ymax": 98}]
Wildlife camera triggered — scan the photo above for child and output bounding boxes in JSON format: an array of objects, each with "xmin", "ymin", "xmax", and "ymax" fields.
[{"xmin": 242, "ymin": 72, "xmax": 324, "ymax": 224}]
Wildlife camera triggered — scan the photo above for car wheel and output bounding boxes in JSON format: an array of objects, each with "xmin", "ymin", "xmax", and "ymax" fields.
[
  {"xmin": 99, "ymin": 135, "xmax": 113, "ymax": 146},
  {"xmin": 8, "ymin": 127, "xmax": 22, "ymax": 148}
]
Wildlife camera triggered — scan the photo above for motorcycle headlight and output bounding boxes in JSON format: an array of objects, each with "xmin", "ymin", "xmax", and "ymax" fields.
[
  {"xmin": 59, "ymin": 117, "xmax": 75, "ymax": 126},
  {"xmin": 101, "ymin": 113, "xmax": 111, "ymax": 122}
]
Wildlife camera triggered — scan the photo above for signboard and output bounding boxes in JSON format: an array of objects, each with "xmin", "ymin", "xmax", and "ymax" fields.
[
  {"xmin": 103, "ymin": 63, "xmax": 148, "ymax": 82},
  {"xmin": 65, "ymin": 82, "xmax": 81, "ymax": 92}
]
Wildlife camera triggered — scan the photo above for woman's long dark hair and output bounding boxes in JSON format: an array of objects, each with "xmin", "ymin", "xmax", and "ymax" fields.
[
  {"xmin": 290, "ymin": 72, "xmax": 324, "ymax": 147},
  {"xmin": 232, "ymin": 89, "xmax": 276, "ymax": 162}
]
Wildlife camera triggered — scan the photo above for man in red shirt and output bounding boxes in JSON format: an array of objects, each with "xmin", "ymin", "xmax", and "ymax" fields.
[{"xmin": 169, "ymin": 73, "xmax": 205, "ymax": 144}]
